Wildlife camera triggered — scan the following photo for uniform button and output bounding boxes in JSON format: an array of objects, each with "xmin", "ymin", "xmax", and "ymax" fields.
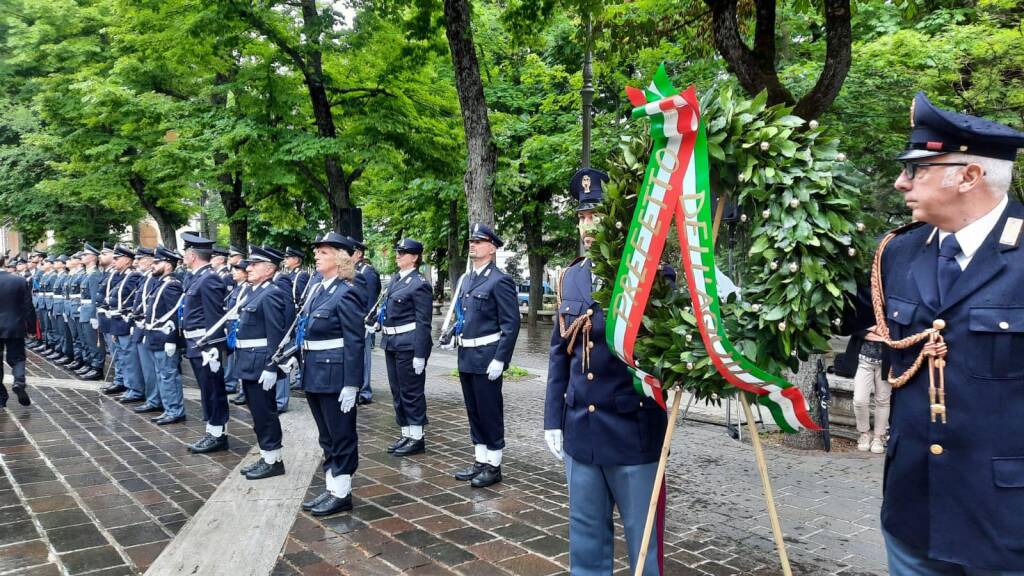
[
  {"xmin": 588, "ymin": 342, "xmax": 594, "ymax": 350},
  {"xmin": 587, "ymin": 309, "xmax": 594, "ymax": 316},
  {"xmin": 893, "ymin": 311, "xmax": 899, "ymax": 318},
  {"xmin": 587, "ymin": 404, "xmax": 595, "ymax": 413},
  {"xmin": 1000, "ymin": 321, "xmax": 1010, "ymax": 330},
  {"xmin": 563, "ymin": 393, "xmax": 566, "ymax": 399},
  {"xmin": 639, "ymin": 401, "xmax": 644, "ymax": 407},
  {"xmin": 930, "ymin": 444, "xmax": 943, "ymax": 455},
  {"xmin": 587, "ymin": 373, "xmax": 594, "ymax": 380}
]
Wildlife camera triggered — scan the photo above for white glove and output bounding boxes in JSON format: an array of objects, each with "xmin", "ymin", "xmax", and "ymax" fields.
[
  {"xmin": 486, "ymin": 359, "xmax": 504, "ymax": 381},
  {"xmin": 544, "ymin": 429, "xmax": 563, "ymax": 461},
  {"xmin": 201, "ymin": 347, "xmax": 221, "ymax": 373},
  {"xmin": 365, "ymin": 324, "xmax": 377, "ymax": 335},
  {"xmin": 90, "ymin": 318, "xmax": 98, "ymax": 329},
  {"xmin": 160, "ymin": 321, "xmax": 175, "ymax": 335},
  {"xmin": 259, "ymin": 370, "xmax": 277, "ymax": 391},
  {"xmin": 439, "ymin": 340, "xmax": 455, "ymax": 351},
  {"xmin": 413, "ymin": 357, "xmax": 425, "ymax": 375},
  {"xmin": 164, "ymin": 343, "xmax": 177, "ymax": 357},
  {"xmin": 278, "ymin": 356, "xmax": 299, "ymax": 375},
  {"xmin": 338, "ymin": 386, "xmax": 358, "ymax": 413}
]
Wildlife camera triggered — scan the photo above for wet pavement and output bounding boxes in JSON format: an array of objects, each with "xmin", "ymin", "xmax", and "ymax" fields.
[{"xmin": 0, "ymin": 336, "xmax": 888, "ymax": 575}]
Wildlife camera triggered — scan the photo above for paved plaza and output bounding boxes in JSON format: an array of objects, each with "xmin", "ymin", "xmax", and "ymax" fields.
[{"xmin": 0, "ymin": 334, "xmax": 888, "ymax": 576}]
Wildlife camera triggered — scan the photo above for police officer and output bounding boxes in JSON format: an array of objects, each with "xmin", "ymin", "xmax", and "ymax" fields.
[
  {"xmin": 143, "ymin": 246, "xmax": 186, "ymax": 425},
  {"xmin": 844, "ymin": 93, "xmax": 1024, "ymax": 574},
  {"xmin": 180, "ymin": 232, "xmax": 230, "ymax": 454},
  {"xmin": 288, "ymin": 232, "xmax": 365, "ymax": 516},
  {"xmin": 235, "ymin": 246, "xmax": 290, "ymax": 480},
  {"xmin": 97, "ymin": 245, "xmax": 123, "ymax": 393},
  {"xmin": 0, "ymin": 251, "xmax": 34, "ymax": 408},
  {"xmin": 378, "ymin": 238, "xmax": 433, "ymax": 457},
  {"xmin": 27, "ymin": 252, "xmax": 46, "ymax": 351},
  {"xmin": 226, "ymin": 258, "xmax": 251, "ymax": 401},
  {"xmin": 212, "ymin": 246, "xmax": 232, "ymax": 283},
  {"xmin": 283, "ymin": 246, "xmax": 310, "ymax": 307},
  {"xmin": 106, "ymin": 245, "xmax": 145, "ymax": 404},
  {"xmin": 131, "ymin": 248, "xmax": 163, "ymax": 414},
  {"xmin": 63, "ymin": 253, "xmax": 86, "ymax": 372},
  {"xmin": 228, "ymin": 245, "xmax": 244, "ymax": 269},
  {"xmin": 350, "ymin": 238, "xmax": 380, "ymax": 405},
  {"xmin": 76, "ymin": 244, "xmax": 105, "ymax": 381},
  {"xmin": 445, "ymin": 223, "xmax": 520, "ymax": 488},
  {"xmin": 545, "ymin": 168, "xmax": 668, "ymax": 575},
  {"xmin": 46, "ymin": 256, "xmax": 68, "ymax": 363}
]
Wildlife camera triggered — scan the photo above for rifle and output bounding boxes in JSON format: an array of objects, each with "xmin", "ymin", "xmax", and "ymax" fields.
[
  {"xmin": 270, "ymin": 282, "xmax": 324, "ymax": 365},
  {"xmin": 813, "ymin": 358, "xmax": 832, "ymax": 452},
  {"xmin": 193, "ymin": 291, "xmax": 249, "ymax": 348},
  {"xmin": 438, "ymin": 255, "xmax": 472, "ymax": 347},
  {"xmin": 364, "ymin": 289, "xmax": 386, "ymax": 328}
]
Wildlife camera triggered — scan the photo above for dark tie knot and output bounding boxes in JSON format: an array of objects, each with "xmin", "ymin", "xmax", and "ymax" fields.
[{"xmin": 939, "ymin": 236, "xmax": 961, "ymax": 259}]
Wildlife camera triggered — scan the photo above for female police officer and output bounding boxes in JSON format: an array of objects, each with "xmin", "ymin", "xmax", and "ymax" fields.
[
  {"xmin": 293, "ymin": 232, "xmax": 366, "ymax": 517},
  {"xmin": 376, "ymin": 239, "xmax": 433, "ymax": 457}
]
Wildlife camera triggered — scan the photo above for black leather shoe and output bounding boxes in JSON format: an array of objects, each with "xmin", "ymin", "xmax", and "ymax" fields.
[
  {"xmin": 302, "ymin": 490, "xmax": 332, "ymax": 511},
  {"xmin": 239, "ymin": 459, "xmax": 262, "ymax": 476},
  {"xmin": 82, "ymin": 370, "xmax": 104, "ymax": 381},
  {"xmin": 393, "ymin": 438, "xmax": 425, "ymax": 457},
  {"xmin": 387, "ymin": 437, "xmax": 410, "ymax": 454},
  {"xmin": 101, "ymin": 383, "xmax": 126, "ymax": 395},
  {"xmin": 232, "ymin": 393, "xmax": 247, "ymax": 405},
  {"xmin": 132, "ymin": 403, "xmax": 162, "ymax": 413},
  {"xmin": 118, "ymin": 395, "xmax": 145, "ymax": 404},
  {"xmin": 57, "ymin": 356, "xmax": 75, "ymax": 366},
  {"xmin": 470, "ymin": 464, "xmax": 502, "ymax": 488},
  {"xmin": 44, "ymin": 351, "xmax": 61, "ymax": 360},
  {"xmin": 11, "ymin": 383, "xmax": 30, "ymax": 407},
  {"xmin": 189, "ymin": 434, "xmax": 229, "ymax": 454},
  {"xmin": 68, "ymin": 361, "xmax": 85, "ymax": 371},
  {"xmin": 75, "ymin": 364, "xmax": 91, "ymax": 375},
  {"xmin": 310, "ymin": 494, "xmax": 352, "ymax": 517},
  {"xmin": 356, "ymin": 397, "xmax": 373, "ymax": 406},
  {"xmin": 454, "ymin": 462, "xmax": 487, "ymax": 481},
  {"xmin": 245, "ymin": 459, "xmax": 285, "ymax": 480},
  {"xmin": 153, "ymin": 414, "xmax": 186, "ymax": 425}
]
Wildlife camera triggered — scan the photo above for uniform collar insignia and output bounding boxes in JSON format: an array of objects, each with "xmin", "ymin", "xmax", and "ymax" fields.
[
  {"xmin": 1000, "ymin": 217, "xmax": 1023, "ymax": 248},
  {"xmin": 329, "ymin": 285, "xmax": 336, "ymax": 294}
]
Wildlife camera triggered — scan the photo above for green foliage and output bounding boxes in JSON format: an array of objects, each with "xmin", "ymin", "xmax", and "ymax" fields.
[{"xmin": 592, "ymin": 86, "xmax": 873, "ymax": 402}]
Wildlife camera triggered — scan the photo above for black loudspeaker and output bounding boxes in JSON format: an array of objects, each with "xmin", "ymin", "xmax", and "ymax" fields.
[{"xmin": 338, "ymin": 208, "xmax": 363, "ymax": 240}]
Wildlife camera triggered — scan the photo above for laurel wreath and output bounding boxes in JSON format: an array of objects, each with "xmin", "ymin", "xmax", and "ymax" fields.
[{"xmin": 591, "ymin": 86, "xmax": 873, "ymax": 403}]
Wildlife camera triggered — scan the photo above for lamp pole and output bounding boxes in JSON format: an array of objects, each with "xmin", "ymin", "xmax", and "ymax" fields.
[{"xmin": 581, "ymin": 8, "xmax": 594, "ymax": 170}]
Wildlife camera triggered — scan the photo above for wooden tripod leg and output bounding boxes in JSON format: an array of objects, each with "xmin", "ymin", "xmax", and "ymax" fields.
[
  {"xmin": 633, "ymin": 388, "xmax": 683, "ymax": 576},
  {"xmin": 739, "ymin": 393, "xmax": 793, "ymax": 576}
]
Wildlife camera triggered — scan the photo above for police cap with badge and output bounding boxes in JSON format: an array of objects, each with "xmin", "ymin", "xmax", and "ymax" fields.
[
  {"xmin": 229, "ymin": 245, "xmax": 244, "ymax": 258},
  {"xmin": 250, "ymin": 245, "xmax": 284, "ymax": 266},
  {"xmin": 898, "ymin": 92, "xmax": 1024, "ymax": 162},
  {"xmin": 468, "ymin": 223, "xmax": 503, "ymax": 248},
  {"xmin": 570, "ymin": 167, "xmax": 609, "ymax": 212},
  {"xmin": 82, "ymin": 243, "xmax": 101, "ymax": 257},
  {"xmin": 181, "ymin": 232, "xmax": 215, "ymax": 251},
  {"xmin": 113, "ymin": 245, "xmax": 135, "ymax": 260},
  {"xmin": 394, "ymin": 239, "xmax": 423, "ymax": 255},
  {"xmin": 284, "ymin": 246, "xmax": 304, "ymax": 260},
  {"xmin": 153, "ymin": 245, "xmax": 182, "ymax": 265},
  {"xmin": 313, "ymin": 232, "xmax": 355, "ymax": 255}
]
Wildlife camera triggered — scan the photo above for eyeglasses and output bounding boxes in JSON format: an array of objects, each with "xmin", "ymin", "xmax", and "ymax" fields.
[{"xmin": 901, "ymin": 162, "xmax": 968, "ymax": 180}]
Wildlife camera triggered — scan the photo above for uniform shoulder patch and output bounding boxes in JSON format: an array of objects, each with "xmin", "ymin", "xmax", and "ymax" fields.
[
  {"xmin": 886, "ymin": 221, "xmax": 927, "ymax": 237},
  {"xmin": 568, "ymin": 256, "xmax": 586, "ymax": 267}
]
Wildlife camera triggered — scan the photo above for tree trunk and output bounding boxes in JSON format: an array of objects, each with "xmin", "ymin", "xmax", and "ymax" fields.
[
  {"xmin": 705, "ymin": 0, "xmax": 851, "ymax": 120},
  {"xmin": 128, "ymin": 175, "xmax": 178, "ymax": 250},
  {"xmin": 447, "ymin": 199, "xmax": 467, "ymax": 295},
  {"xmin": 220, "ymin": 170, "xmax": 247, "ymax": 252},
  {"xmin": 522, "ymin": 200, "xmax": 546, "ymax": 327},
  {"xmin": 781, "ymin": 353, "xmax": 826, "ymax": 450},
  {"xmin": 443, "ymin": 0, "xmax": 497, "ymax": 227}
]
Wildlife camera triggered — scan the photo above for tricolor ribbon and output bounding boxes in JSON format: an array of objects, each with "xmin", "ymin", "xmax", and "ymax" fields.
[{"xmin": 607, "ymin": 65, "xmax": 818, "ymax": 432}]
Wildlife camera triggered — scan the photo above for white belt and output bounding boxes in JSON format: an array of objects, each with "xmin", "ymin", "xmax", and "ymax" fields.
[
  {"xmin": 44, "ymin": 292, "xmax": 53, "ymax": 296},
  {"xmin": 303, "ymin": 338, "xmax": 345, "ymax": 351},
  {"xmin": 236, "ymin": 338, "xmax": 268, "ymax": 348},
  {"xmin": 80, "ymin": 299, "xmax": 93, "ymax": 304},
  {"xmin": 457, "ymin": 332, "xmax": 501, "ymax": 348},
  {"xmin": 184, "ymin": 328, "xmax": 207, "ymax": 339},
  {"xmin": 107, "ymin": 311, "xmax": 122, "ymax": 318},
  {"xmin": 53, "ymin": 295, "xmax": 65, "ymax": 300},
  {"xmin": 382, "ymin": 323, "xmax": 416, "ymax": 335}
]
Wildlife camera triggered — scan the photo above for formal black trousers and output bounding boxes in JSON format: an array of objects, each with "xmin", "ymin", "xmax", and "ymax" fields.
[
  {"xmin": 188, "ymin": 350, "xmax": 229, "ymax": 426},
  {"xmin": 0, "ymin": 338, "xmax": 26, "ymax": 383},
  {"xmin": 458, "ymin": 371, "xmax": 505, "ymax": 450},
  {"xmin": 385, "ymin": 350, "xmax": 428, "ymax": 427},
  {"xmin": 241, "ymin": 379, "xmax": 283, "ymax": 451},
  {"xmin": 306, "ymin": 391, "xmax": 358, "ymax": 476}
]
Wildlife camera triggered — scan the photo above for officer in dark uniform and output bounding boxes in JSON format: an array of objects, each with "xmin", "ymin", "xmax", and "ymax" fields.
[
  {"xmin": 445, "ymin": 223, "xmax": 520, "ymax": 488},
  {"xmin": 76, "ymin": 244, "xmax": 105, "ymax": 381},
  {"xmin": 180, "ymin": 232, "xmax": 231, "ymax": 454},
  {"xmin": 545, "ymin": 168, "xmax": 668, "ymax": 575},
  {"xmin": 143, "ymin": 246, "xmax": 186, "ymax": 425},
  {"xmin": 46, "ymin": 256, "xmax": 68, "ymax": 363},
  {"xmin": 283, "ymin": 246, "xmax": 310, "ymax": 307},
  {"xmin": 226, "ymin": 258, "xmax": 251, "ymax": 400},
  {"xmin": 350, "ymin": 238, "xmax": 380, "ymax": 405},
  {"xmin": 377, "ymin": 238, "xmax": 433, "ymax": 457},
  {"xmin": 212, "ymin": 246, "xmax": 232, "ymax": 283},
  {"xmin": 34, "ymin": 257, "xmax": 53, "ymax": 354},
  {"xmin": 26, "ymin": 251, "xmax": 46, "ymax": 351},
  {"xmin": 844, "ymin": 93, "xmax": 1024, "ymax": 574},
  {"xmin": 0, "ymin": 251, "xmax": 34, "ymax": 408},
  {"xmin": 287, "ymin": 232, "xmax": 365, "ymax": 516},
  {"xmin": 228, "ymin": 245, "xmax": 244, "ymax": 268},
  {"xmin": 63, "ymin": 253, "xmax": 86, "ymax": 372},
  {"xmin": 106, "ymin": 245, "xmax": 145, "ymax": 403},
  {"xmin": 235, "ymin": 246, "xmax": 290, "ymax": 480}
]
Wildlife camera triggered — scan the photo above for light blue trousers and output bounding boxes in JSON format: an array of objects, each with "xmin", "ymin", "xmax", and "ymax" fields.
[{"xmin": 885, "ymin": 529, "xmax": 1024, "ymax": 576}]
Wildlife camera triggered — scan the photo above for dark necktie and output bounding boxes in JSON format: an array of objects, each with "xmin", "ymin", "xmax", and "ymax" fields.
[{"xmin": 937, "ymin": 235, "xmax": 962, "ymax": 305}]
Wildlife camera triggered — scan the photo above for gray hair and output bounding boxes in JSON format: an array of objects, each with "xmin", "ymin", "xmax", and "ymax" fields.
[{"xmin": 944, "ymin": 153, "xmax": 1015, "ymax": 196}]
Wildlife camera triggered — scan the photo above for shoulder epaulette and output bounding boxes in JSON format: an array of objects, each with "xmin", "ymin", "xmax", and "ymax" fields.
[
  {"xmin": 886, "ymin": 221, "xmax": 928, "ymax": 238},
  {"xmin": 568, "ymin": 256, "xmax": 586, "ymax": 267}
]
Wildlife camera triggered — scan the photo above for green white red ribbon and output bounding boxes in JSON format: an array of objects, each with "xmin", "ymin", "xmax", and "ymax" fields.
[{"xmin": 606, "ymin": 65, "xmax": 818, "ymax": 432}]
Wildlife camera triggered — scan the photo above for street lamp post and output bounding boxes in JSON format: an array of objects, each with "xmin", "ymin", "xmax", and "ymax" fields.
[{"xmin": 581, "ymin": 9, "xmax": 594, "ymax": 170}]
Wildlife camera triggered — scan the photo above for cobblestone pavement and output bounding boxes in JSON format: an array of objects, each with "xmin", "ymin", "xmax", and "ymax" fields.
[{"xmin": 1, "ymin": 340, "xmax": 887, "ymax": 576}]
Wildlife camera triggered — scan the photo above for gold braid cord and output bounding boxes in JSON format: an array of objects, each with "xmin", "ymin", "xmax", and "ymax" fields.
[
  {"xmin": 556, "ymin": 265, "xmax": 592, "ymax": 374},
  {"xmin": 870, "ymin": 231, "xmax": 947, "ymax": 391}
]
